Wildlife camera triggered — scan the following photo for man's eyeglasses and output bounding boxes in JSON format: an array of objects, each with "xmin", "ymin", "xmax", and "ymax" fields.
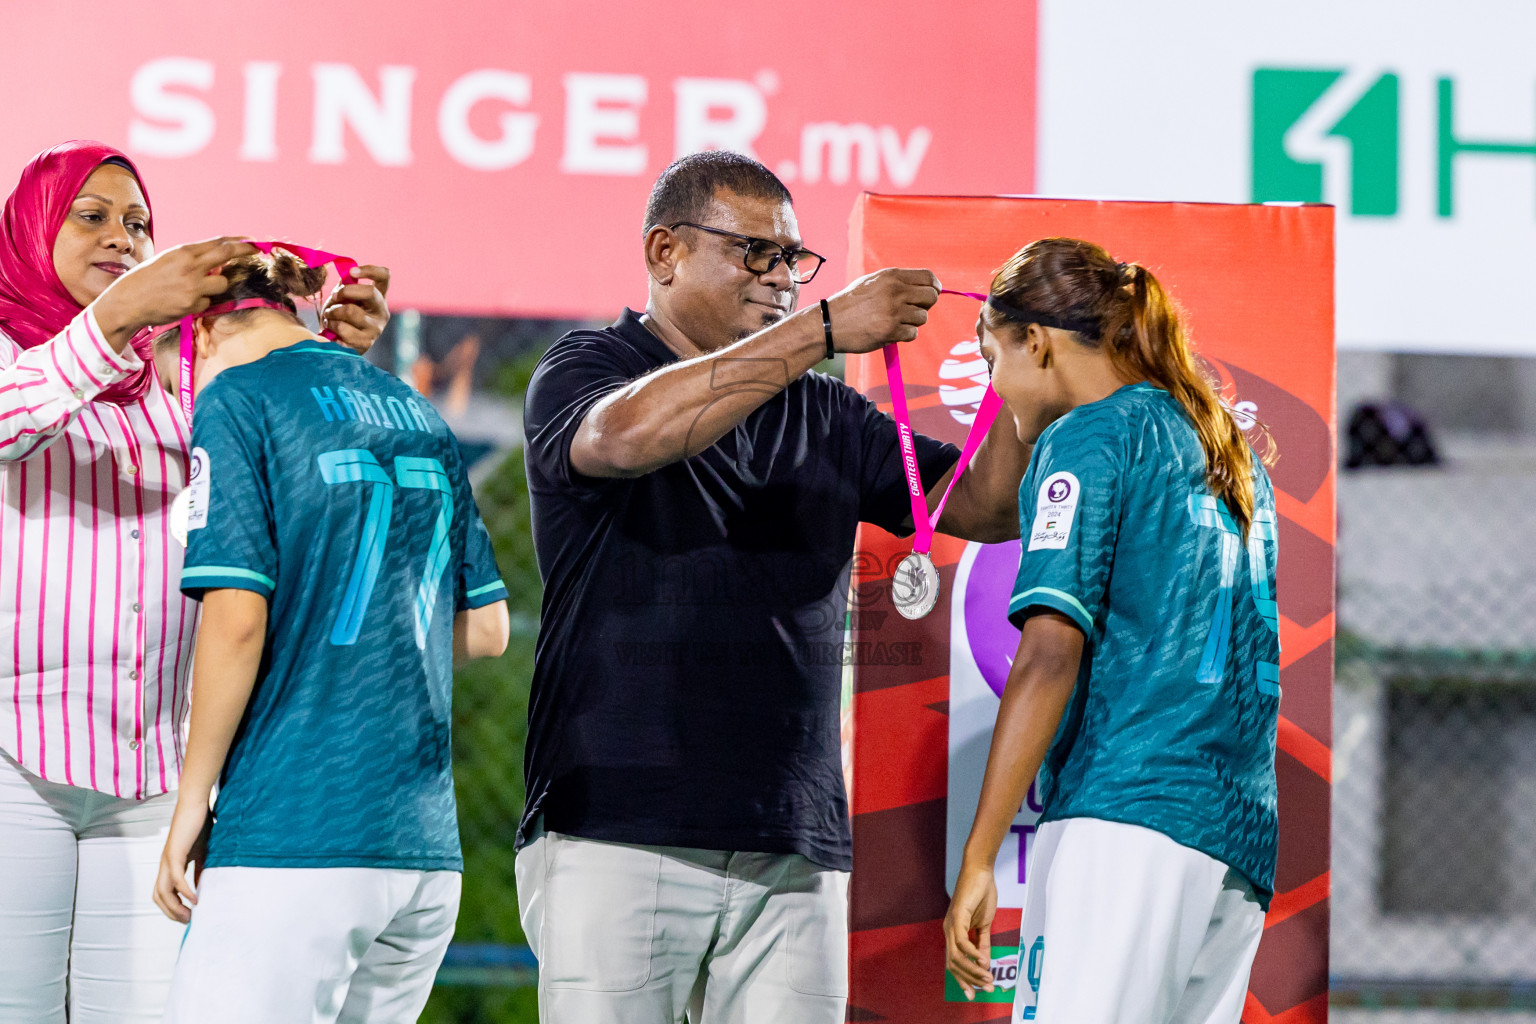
[{"xmin": 670, "ymin": 222, "xmax": 826, "ymax": 284}]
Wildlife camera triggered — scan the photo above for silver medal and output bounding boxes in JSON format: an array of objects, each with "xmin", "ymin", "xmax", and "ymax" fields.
[{"xmin": 892, "ymin": 551, "xmax": 940, "ymax": 620}]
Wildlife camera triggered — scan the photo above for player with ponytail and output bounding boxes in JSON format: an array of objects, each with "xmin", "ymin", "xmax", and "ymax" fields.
[
  {"xmin": 149, "ymin": 248, "xmax": 512, "ymax": 1023},
  {"xmin": 945, "ymin": 238, "xmax": 1281, "ymax": 1024}
]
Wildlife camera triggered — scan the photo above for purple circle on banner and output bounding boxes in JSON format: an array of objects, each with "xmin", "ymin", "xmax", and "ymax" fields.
[
  {"xmin": 1047, "ymin": 478, "xmax": 1070, "ymax": 502},
  {"xmin": 963, "ymin": 540, "xmax": 1023, "ymax": 699}
]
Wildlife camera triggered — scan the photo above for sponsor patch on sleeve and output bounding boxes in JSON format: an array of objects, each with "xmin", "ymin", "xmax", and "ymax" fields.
[
  {"xmin": 185, "ymin": 446, "xmax": 210, "ymax": 532},
  {"xmin": 1028, "ymin": 471, "xmax": 1080, "ymax": 551}
]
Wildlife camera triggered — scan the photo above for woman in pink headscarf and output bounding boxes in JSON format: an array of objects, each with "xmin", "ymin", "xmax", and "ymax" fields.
[{"xmin": 0, "ymin": 140, "xmax": 391, "ymax": 1023}]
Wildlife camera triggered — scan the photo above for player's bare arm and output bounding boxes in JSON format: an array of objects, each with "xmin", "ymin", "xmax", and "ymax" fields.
[
  {"xmin": 944, "ymin": 611, "xmax": 1082, "ymax": 1000},
  {"xmin": 152, "ymin": 588, "xmax": 267, "ymax": 924},
  {"xmin": 454, "ymin": 602, "xmax": 512, "ymax": 667},
  {"xmin": 569, "ymin": 268, "xmax": 939, "ymax": 479}
]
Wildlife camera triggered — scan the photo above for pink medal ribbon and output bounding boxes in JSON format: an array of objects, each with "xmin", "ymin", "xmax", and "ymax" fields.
[
  {"xmin": 174, "ymin": 240, "xmax": 359, "ymax": 421},
  {"xmin": 884, "ymin": 289, "xmax": 1004, "ymax": 619}
]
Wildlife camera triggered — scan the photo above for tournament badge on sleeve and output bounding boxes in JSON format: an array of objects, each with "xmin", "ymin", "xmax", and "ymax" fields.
[
  {"xmin": 884, "ymin": 291, "xmax": 1005, "ymax": 620},
  {"xmin": 170, "ymin": 446, "xmax": 211, "ymax": 548}
]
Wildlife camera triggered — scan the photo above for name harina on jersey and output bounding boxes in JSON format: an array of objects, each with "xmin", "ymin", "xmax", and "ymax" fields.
[{"xmin": 308, "ymin": 383, "xmax": 435, "ymax": 433}]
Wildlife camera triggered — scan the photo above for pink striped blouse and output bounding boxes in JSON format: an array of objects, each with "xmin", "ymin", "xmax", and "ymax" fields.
[{"xmin": 0, "ymin": 308, "xmax": 195, "ymax": 799}]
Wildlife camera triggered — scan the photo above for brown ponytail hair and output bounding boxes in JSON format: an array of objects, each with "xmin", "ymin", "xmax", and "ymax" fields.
[
  {"xmin": 152, "ymin": 248, "xmax": 328, "ymax": 355},
  {"xmin": 984, "ymin": 237, "xmax": 1275, "ymax": 537},
  {"xmin": 208, "ymin": 247, "xmax": 329, "ymax": 322}
]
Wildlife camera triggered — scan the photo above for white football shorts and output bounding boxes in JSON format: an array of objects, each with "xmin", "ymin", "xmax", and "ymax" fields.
[
  {"xmin": 1012, "ymin": 817, "xmax": 1265, "ymax": 1024},
  {"xmin": 164, "ymin": 865, "xmax": 459, "ymax": 1024}
]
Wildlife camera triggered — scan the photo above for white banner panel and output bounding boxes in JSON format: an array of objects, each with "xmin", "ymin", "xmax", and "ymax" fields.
[{"xmin": 1038, "ymin": 0, "xmax": 1536, "ymax": 355}]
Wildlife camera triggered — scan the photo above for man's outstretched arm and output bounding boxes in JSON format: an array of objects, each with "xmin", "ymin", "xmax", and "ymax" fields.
[{"xmin": 572, "ymin": 269, "xmax": 939, "ymax": 479}]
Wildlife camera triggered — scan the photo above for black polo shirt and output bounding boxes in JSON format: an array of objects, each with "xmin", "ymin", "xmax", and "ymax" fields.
[{"xmin": 519, "ymin": 309, "xmax": 958, "ymax": 870}]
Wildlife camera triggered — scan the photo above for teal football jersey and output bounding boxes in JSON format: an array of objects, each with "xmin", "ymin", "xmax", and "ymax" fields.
[
  {"xmin": 1009, "ymin": 382, "xmax": 1280, "ymax": 904},
  {"xmin": 181, "ymin": 339, "xmax": 507, "ymax": 871}
]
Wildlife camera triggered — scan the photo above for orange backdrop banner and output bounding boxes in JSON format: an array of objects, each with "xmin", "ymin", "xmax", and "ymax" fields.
[{"xmin": 844, "ymin": 194, "xmax": 1335, "ymax": 1024}]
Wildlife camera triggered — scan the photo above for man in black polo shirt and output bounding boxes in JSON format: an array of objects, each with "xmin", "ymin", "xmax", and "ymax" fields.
[{"xmin": 518, "ymin": 152, "xmax": 1028, "ymax": 1023}]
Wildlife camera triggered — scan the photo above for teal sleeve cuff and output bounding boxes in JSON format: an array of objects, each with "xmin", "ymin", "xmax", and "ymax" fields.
[
  {"xmin": 461, "ymin": 580, "xmax": 509, "ymax": 610},
  {"xmin": 180, "ymin": 565, "xmax": 276, "ymax": 600},
  {"xmin": 1007, "ymin": 585, "xmax": 1093, "ymax": 636}
]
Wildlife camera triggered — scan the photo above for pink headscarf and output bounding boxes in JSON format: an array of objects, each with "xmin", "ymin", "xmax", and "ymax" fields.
[{"xmin": 0, "ymin": 141, "xmax": 155, "ymax": 406}]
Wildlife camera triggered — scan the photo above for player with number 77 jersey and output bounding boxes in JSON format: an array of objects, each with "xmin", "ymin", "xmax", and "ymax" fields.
[{"xmin": 148, "ymin": 249, "xmax": 510, "ymax": 1024}]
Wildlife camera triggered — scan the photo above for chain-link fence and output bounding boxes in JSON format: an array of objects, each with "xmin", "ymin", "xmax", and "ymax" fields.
[{"xmin": 1333, "ymin": 427, "xmax": 1536, "ymax": 1020}]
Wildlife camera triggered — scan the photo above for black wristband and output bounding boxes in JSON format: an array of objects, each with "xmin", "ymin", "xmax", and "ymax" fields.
[{"xmin": 819, "ymin": 299, "xmax": 835, "ymax": 361}]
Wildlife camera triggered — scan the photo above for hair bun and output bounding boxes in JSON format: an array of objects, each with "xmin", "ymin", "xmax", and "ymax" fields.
[{"xmin": 268, "ymin": 248, "xmax": 328, "ymax": 299}]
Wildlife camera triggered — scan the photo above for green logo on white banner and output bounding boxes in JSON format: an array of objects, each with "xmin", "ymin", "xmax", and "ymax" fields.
[
  {"xmin": 1255, "ymin": 69, "xmax": 1536, "ymax": 218},
  {"xmin": 1251, "ymin": 68, "xmax": 1399, "ymax": 216}
]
